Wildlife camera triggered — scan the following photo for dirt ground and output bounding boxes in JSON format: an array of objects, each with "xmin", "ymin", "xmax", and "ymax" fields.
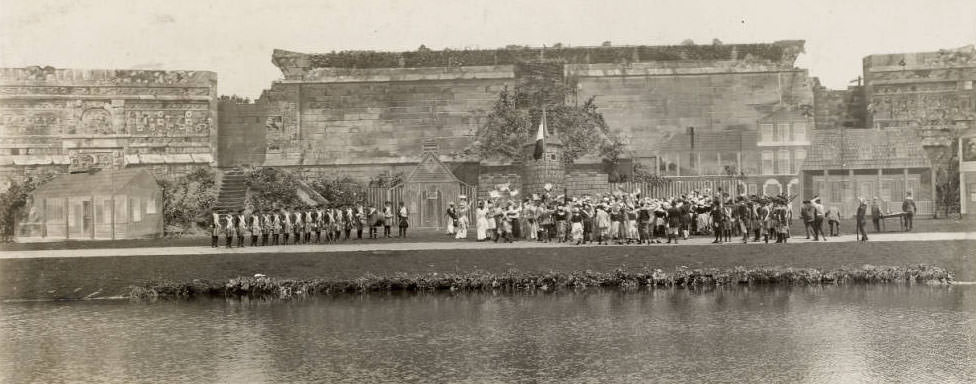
[
  {"xmin": 2, "ymin": 216, "xmax": 973, "ymax": 252},
  {"xmin": 1, "ymin": 239, "xmax": 972, "ymax": 301}
]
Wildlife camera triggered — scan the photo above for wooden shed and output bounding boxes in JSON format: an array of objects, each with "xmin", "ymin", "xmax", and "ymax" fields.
[{"xmin": 16, "ymin": 169, "xmax": 163, "ymax": 241}]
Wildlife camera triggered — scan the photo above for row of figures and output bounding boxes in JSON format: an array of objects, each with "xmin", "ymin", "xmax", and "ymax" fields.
[{"xmin": 210, "ymin": 202, "xmax": 409, "ymax": 248}]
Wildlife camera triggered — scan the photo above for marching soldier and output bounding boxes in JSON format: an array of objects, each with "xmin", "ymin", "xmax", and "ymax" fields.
[
  {"xmin": 224, "ymin": 213, "xmax": 235, "ymax": 248},
  {"xmin": 235, "ymin": 210, "xmax": 247, "ymax": 247},
  {"xmin": 210, "ymin": 208, "xmax": 221, "ymax": 248},
  {"xmin": 261, "ymin": 209, "xmax": 272, "ymax": 246},
  {"xmin": 249, "ymin": 209, "xmax": 262, "ymax": 246}
]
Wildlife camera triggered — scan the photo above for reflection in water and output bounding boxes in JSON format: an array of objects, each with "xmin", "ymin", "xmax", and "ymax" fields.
[{"xmin": 1, "ymin": 285, "xmax": 974, "ymax": 383}]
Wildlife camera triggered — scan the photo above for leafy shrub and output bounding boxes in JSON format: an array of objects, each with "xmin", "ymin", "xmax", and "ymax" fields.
[{"xmin": 157, "ymin": 168, "xmax": 218, "ymax": 231}]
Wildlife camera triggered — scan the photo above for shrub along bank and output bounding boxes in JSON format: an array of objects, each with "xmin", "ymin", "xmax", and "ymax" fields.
[{"xmin": 129, "ymin": 265, "xmax": 953, "ymax": 300}]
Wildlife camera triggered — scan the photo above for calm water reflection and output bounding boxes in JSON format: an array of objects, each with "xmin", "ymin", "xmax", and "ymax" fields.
[{"xmin": 1, "ymin": 285, "xmax": 974, "ymax": 383}]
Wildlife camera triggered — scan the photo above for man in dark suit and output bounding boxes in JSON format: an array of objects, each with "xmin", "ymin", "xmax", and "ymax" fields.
[
  {"xmin": 901, "ymin": 192, "xmax": 917, "ymax": 231},
  {"xmin": 856, "ymin": 198, "xmax": 869, "ymax": 241}
]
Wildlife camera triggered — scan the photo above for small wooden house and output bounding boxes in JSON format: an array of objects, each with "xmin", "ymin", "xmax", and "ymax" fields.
[{"xmin": 16, "ymin": 169, "xmax": 163, "ymax": 241}]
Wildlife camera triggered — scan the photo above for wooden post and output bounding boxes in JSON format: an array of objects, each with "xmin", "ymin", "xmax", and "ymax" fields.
[{"xmin": 697, "ymin": 152, "xmax": 702, "ymax": 176}]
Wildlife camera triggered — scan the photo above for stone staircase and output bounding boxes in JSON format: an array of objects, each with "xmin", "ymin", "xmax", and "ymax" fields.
[{"xmin": 215, "ymin": 168, "xmax": 247, "ymax": 213}]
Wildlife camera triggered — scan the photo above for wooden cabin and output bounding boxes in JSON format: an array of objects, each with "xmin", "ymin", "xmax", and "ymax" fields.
[{"xmin": 16, "ymin": 169, "xmax": 163, "ymax": 241}]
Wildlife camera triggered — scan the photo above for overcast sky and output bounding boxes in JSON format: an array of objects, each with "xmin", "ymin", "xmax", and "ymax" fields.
[{"xmin": 1, "ymin": 0, "xmax": 974, "ymax": 98}]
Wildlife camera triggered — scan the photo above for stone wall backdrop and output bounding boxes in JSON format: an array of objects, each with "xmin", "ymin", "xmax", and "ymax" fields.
[{"xmin": 0, "ymin": 67, "xmax": 218, "ymax": 188}]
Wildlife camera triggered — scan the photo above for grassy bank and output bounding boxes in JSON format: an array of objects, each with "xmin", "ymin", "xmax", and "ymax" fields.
[
  {"xmin": 2, "ymin": 240, "xmax": 972, "ymax": 300},
  {"xmin": 128, "ymin": 265, "xmax": 953, "ymax": 299}
]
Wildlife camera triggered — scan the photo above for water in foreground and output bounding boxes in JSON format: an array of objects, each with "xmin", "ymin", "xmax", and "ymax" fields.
[{"xmin": 2, "ymin": 285, "xmax": 974, "ymax": 383}]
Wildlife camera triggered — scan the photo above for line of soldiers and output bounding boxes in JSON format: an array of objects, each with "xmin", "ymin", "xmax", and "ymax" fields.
[{"xmin": 209, "ymin": 202, "xmax": 409, "ymax": 248}]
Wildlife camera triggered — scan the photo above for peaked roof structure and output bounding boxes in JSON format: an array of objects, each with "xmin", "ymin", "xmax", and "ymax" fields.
[
  {"xmin": 405, "ymin": 151, "xmax": 464, "ymax": 184},
  {"xmin": 32, "ymin": 169, "xmax": 157, "ymax": 197},
  {"xmin": 802, "ymin": 128, "xmax": 931, "ymax": 170}
]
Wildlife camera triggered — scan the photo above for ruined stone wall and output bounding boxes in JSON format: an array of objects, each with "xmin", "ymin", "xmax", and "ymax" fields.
[
  {"xmin": 862, "ymin": 49, "xmax": 976, "ymax": 138},
  {"xmin": 814, "ymin": 84, "xmax": 866, "ymax": 129},
  {"xmin": 257, "ymin": 66, "xmax": 514, "ymax": 168},
  {"xmin": 0, "ymin": 67, "xmax": 218, "ymax": 188},
  {"xmin": 217, "ymin": 101, "xmax": 267, "ymax": 167},
  {"xmin": 570, "ymin": 62, "xmax": 814, "ymax": 159}
]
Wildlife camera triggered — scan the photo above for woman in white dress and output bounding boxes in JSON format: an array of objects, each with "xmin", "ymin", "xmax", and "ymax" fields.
[{"xmin": 475, "ymin": 200, "xmax": 489, "ymax": 241}]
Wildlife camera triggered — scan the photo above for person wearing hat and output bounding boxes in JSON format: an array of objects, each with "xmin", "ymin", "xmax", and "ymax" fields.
[
  {"xmin": 382, "ymin": 201, "xmax": 393, "ymax": 238},
  {"xmin": 485, "ymin": 200, "xmax": 497, "ymax": 241},
  {"xmin": 249, "ymin": 208, "xmax": 262, "ymax": 247},
  {"xmin": 710, "ymin": 202, "xmax": 725, "ymax": 244},
  {"xmin": 901, "ymin": 192, "xmax": 917, "ymax": 231},
  {"xmin": 680, "ymin": 199, "xmax": 693, "ymax": 241},
  {"xmin": 397, "ymin": 201, "xmax": 410, "ymax": 238},
  {"xmin": 523, "ymin": 199, "xmax": 538, "ymax": 241},
  {"xmin": 445, "ymin": 202, "xmax": 458, "ymax": 237},
  {"xmin": 637, "ymin": 201, "xmax": 651, "ymax": 244},
  {"xmin": 870, "ymin": 197, "xmax": 882, "ymax": 233},
  {"xmin": 666, "ymin": 200, "xmax": 682, "ymax": 244},
  {"xmin": 570, "ymin": 206, "xmax": 585, "ymax": 245},
  {"xmin": 554, "ymin": 203, "xmax": 568, "ymax": 243},
  {"xmin": 856, "ymin": 197, "xmax": 869, "ymax": 241},
  {"xmin": 210, "ymin": 208, "xmax": 221, "ymax": 248},
  {"xmin": 475, "ymin": 200, "xmax": 489, "ymax": 241},
  {"xmin": 455, "ymin": 198, "xmax": 470, "ymax": 240},
  {"xmin": 595, "ymin": 203, "xmax": 611, "ymax": 245}
]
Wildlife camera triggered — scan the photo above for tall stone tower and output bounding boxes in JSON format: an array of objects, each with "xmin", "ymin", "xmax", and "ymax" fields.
[{"xmin": 521, "ymin": 128, "xmax": 565, "ymax": 199}]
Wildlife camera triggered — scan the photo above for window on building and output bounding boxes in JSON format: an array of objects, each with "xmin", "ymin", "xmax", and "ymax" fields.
[
  {"xmin": 813, "ymin": 180, "xmax": 824, "ymax": 198},
  {"xmin": 46, "ymin": 198, "xmax": 65, "ymax": 222},
  {"xmin": 761, "ymin": 151, "xmax": 774, "ymax": 175},
  {"xmin": 132, "ymin": 197, "xmax": 142, "ymax": 223},
  {"xmin": 146, "ymin": 194, "xmax": 157, "ymax": 214},
  {"xmin": 103, "ymin": 199, "xmax": 113, "ymax": 224},
  {"xmin": 115, "ymin": 197, "xmax": 128, "ymax": 224},
  {"xmin": 777, "ymin": 150, "xmax": 790, "ymax": 174},
  {"xmin": 964, "ymin": 81, "xmax": 974, "ymax": 90},
  {"xmin": 830, "ymin": 181, "xmax": 843, "ymax": 202},
  {"xmin": 760, "ymin": 124, "xmax": 773, "ymax": 143},
  {"xmin": 970, "ymin": 183, "xmax": 976, "ymax": 202},
  {"xmin": 748, "ymin": 184, "xmax": 758, "ymax": 195},
  {"xmin": 776, "ymin": 123, "xmax": 790, "ymax": 143},
  {"xmin": 793, "ymin": 122, "xmax": 807, "ymax": 142},
  {"xmin": 793, "ymin": 150, "xmax": 806, "ymax": 174},
  {"xmin": 881, "ymin": 181, "xmax": 893, "ymax": 202}
]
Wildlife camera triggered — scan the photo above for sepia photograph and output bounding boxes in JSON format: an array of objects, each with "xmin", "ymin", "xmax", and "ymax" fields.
[{"xmin": 1, "ymin": 0, "xmax": 974, "ymax": 382}]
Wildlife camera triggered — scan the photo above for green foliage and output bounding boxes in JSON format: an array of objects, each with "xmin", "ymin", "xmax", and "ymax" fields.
[
  {"xmin": 631, "ymin": 163, "xmax": 671, "ymax": 186},
  {"xmin": 305, "ymin": 42, "xmax": 804, "ymax": 69},
  {"xmin": 459, "ymin": 78, "xmax": 623, "ymax": 166},
  {"xmin": 131, "ymin": 264, "xmax": 954, "ymax": 299},
  {"xmin": 0, "ymin": 172, "xmax": 57, "ymax": 240},
  {"xmin": 309, "ymin": 176, "xmax": 366, "ymax": 207},
  {"xmin": 157, "ymin": 168, "xmax": 218, "ymax": 230},
  {"xmin": 244, "ymin": 168, "xmax": 309, "ymax": 212}
]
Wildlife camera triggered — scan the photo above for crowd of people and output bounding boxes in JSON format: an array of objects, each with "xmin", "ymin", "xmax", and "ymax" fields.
[
  {"xmin": 209, "ymin": 188, "xmax": 920, "ymax": 248},
  {"xmin": 210, "ymin": 201, "xmax": 410, "ymax": 248},
  {"xmin": 454, "ymin": 188, "xmax": 798, "ymax": 245}
]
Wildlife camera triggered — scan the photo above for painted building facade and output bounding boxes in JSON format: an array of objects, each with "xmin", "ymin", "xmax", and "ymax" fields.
[{"xmin": 0, "ymin": 67, "xmax": 218, "ymax": 190}]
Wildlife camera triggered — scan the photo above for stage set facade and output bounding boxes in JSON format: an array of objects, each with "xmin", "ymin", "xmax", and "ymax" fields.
[{"xmin": 3, "ymin": 42, "xmax": 974, "ymax": 238}]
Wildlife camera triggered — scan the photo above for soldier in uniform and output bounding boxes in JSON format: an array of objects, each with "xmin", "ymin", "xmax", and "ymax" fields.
[
  {"xmin": 224, "ymin": 213, "xmax": 235, "ymax": 248},
  {"xmin": 236, "ymin": 210, "xmax": 247, "ymax": 247},
  {"xmin": 271, "ymin": 210, "xmax": 282, "ymax": 245},
  {"xmin": 210, "ymin": 208, "xmax": 221, "ymax": 248},
  {"xmin": 249, "ymin": 209, "xmax": 262, "ymax": 247},
  {"xmin": 261, "ymin": 210, "xmax": 272, "ymax": 246}
]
